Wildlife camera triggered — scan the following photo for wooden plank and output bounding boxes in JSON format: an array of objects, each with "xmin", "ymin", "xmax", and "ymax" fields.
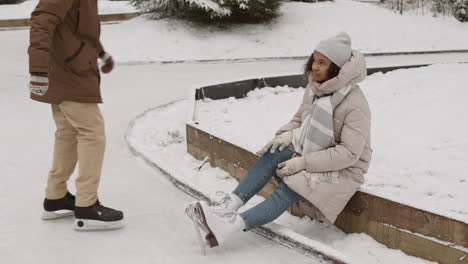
[
  {"xmin": 365, "ymin": 221, "xmax": 468, "ymax": 264},
  {"xmin": 0, "ymin": 18, "xmax": 30, "ymax": 28},
  {"xmin": 335, "ymin": 192, "xmax": 468, "ymax": 248}
]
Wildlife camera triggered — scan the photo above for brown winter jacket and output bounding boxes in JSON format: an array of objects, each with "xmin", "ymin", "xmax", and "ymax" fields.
[
  {"xmin": 277, "ymin": 51, "xmax": 372, "ymax": 224},
  {"xmin": 28, "ymin": 0, "xmax": 104, "ymax": 104}
]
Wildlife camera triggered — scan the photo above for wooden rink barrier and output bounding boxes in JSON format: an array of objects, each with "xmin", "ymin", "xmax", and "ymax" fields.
[
  {"xmin": 187, "ymin": 125, "xmax": 468, "ymax": 264},
  {"xmin": 186, "ymin": 69, "xmax": 468, "ymax": 264}
]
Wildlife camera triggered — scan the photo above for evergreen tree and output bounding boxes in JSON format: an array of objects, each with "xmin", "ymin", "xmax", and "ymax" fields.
[{"xmin": 131, "ymin": 0, "xmax": 281, "ymax": 23}]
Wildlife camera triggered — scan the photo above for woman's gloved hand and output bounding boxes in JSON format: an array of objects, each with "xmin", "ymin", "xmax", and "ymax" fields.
[
  {"xmin": 276, "ymin": 157, "xmax": 306, "ymax": 178},
  {"xmin": 256, "ymin": 131, "xmax": 293, "ymax": 155}
]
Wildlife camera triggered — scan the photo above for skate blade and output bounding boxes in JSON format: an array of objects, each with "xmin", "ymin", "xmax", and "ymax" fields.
[
  {"xmin": 41, "ymin": 210, "xmax": 74, "ymax": 220},
  {"xmin": 185, "ymin": 202, "xmax": 209, "ymax": 234},
  {"xmin": 74, "ymin": 219, "xmax": 125, "ymax": 231},
  {"xmin": 190, "ymin": 211, "xmax": 207, "ymax": 255},
  {"xmin": 205, "ymin": 233, "xmax": 218, "ymax": 248},
  {"xmin": 194, "ymin": 202, "xmax": 219, "ymax": 248}
]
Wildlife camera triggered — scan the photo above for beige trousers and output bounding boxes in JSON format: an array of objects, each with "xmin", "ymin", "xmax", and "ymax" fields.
[{"xmin": 46, "ymin": 101, "xmax": 106, "ymax": 207}]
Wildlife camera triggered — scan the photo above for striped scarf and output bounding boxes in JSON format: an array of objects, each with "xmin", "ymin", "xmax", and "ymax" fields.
[{"xmin": 296, "ymin": 84, "xmax": 355, "ymax": 188}]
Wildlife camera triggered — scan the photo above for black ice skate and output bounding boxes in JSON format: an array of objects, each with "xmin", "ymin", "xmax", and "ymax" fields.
[
  {"xmin": 74, "ymin": 200, "xmax": 125, "ymax": 231},
  {"xmin": 42, "ymin": 192, "xmax": 75, "ymax": 220}
]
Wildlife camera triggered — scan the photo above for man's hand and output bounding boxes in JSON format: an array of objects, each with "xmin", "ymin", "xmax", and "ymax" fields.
[
  {"xmin": 29, "ymin": 73, "xmax": 49, "ymax": 96},
  {"xmin": 100, "ymin": 52, "xmax": 114, "ymax": 74},
  {"xmin": 256, "ymin": 131, "xmax": 293, "ymax": 156},
  {"xmin": 276, "ymin": 157, "xmax": 306, "ymax": 178}
]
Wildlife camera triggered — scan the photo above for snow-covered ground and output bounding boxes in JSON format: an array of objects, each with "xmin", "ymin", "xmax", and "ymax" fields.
[
  {"xmin": 0, "ymin": 0, "xmax": 137, "ymax": 20},
  {"xmin": 0, "ymin": 26, "xmax": 326, "ymax": 262},
  {"xmin": 1, "ymin": 0, "xmax": 465, "ymax": 262},
  {"xmin": 193, "ymin": 63, "xmax": 468, "ymax": 224},
  {"xmin": 99, "ymin": 0, "xmax": 468, "ymax": 63}
]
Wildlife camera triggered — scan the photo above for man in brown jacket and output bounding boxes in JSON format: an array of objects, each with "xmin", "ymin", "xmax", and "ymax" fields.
[{"xmin": 28, "ymin": 0, "xmax": 124, "ymax": 230}]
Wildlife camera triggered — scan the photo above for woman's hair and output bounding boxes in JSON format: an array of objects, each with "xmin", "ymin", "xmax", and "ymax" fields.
[{"xmin": 303, "ymin": 52, "xmax": 341, "ymax": 81}]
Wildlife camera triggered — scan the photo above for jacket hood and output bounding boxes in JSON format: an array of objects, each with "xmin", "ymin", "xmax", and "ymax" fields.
[{"xmin": 310, "ymin": 50, "xmax": 367, "ymax": 96}]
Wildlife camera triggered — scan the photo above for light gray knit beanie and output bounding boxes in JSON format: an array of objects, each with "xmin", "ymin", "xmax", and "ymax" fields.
[{"xmin": 314, "ymin": 32, "xmax": 352, "ymax": 68}]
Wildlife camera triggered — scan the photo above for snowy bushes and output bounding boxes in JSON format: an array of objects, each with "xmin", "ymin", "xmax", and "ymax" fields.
[
  {"xmin": 430, "ymin": 0, "xmax": 468, "ymax": 22},
  {"xmin": 430, "ymin": 0, "xmax": 454, "ymax": 16},
  {"xmin": 429, "ymin": 0, "xmax": 468, "ymax": 22},
  {"xmin": 453, "ymin": 0, "xmax": 468, "ymax": 21},
  {"xmin": 131, "ymin": 0, "xmax": 281, "ymax": 23},
  {"xmin": 381, "ymin": 0, "xmax": 468, "ymax": 22},
  {"xmin": 0, "ymin": 0, "xmax": 24, "ymax": 4}
]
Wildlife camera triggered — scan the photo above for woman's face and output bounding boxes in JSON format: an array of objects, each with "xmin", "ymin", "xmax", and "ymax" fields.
[{"xmin": 311, "ymin": 51, "xmax": 333, "ymax": 83}]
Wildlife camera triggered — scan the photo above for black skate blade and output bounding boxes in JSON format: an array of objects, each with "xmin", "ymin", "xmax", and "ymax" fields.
[
  {"xmin": 74, "ymin": 218, "xmax": 125, "ymax": 231},
  {"xmin": 41, "ymin": 210, "xmax": 74, "ymax": 220}
]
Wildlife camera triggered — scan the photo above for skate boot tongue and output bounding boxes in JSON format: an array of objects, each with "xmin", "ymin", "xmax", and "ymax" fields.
[{"xmin": 210, "ymin": 192, "xmax": 243, "ymax": 216}]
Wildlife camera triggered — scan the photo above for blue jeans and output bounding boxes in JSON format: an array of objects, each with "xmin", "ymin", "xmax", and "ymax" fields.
[{"xmin": 232, "ymin": 148, "xmax": 304, "ymax": 231}]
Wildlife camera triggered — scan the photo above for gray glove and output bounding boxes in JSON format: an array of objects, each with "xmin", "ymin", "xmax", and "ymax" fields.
[
  {"xmin": 256, "ymin": 131, "xmax": 293, "ymax": 155},
  {"xmin": 276, "ymin": 157, "xmax": 306, "ymax": 178}
]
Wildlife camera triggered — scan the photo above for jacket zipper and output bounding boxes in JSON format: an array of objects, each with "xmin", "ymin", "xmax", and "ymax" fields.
[{"xmin": 64, "ymin": 42, "xmax": 85, "ymax": 65}]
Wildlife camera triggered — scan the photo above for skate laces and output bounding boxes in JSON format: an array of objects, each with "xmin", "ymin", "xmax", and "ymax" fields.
[
  {"xmin": 213, "ymin": 191, "xmax": 232, "ymax": 209},
  {"xmin": 94, "ymin": 202, "xmax": 118, "ymax": 216}
]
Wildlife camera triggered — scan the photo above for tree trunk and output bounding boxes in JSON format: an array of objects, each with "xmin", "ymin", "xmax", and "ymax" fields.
[{"xmin": 421, "ymin": 0, "xmax": 425, "ymax": 16}]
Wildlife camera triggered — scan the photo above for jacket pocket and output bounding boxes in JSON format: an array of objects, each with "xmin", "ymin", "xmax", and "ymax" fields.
[{"xmin": 64, "ymin": 42, "xmax": 93, "ymax": 75}]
